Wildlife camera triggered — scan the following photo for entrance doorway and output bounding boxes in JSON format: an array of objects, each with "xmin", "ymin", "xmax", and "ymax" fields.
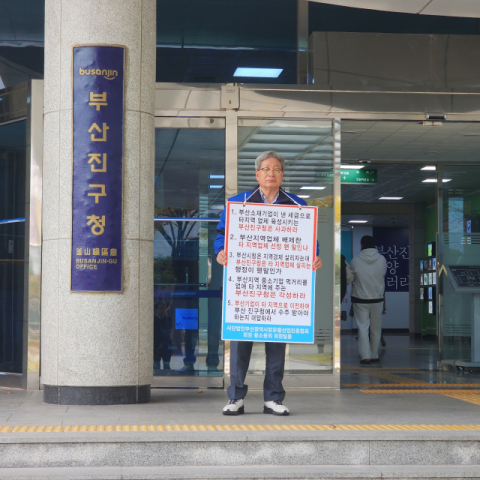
[
  {"xmin": 339, "ymin": 120, "xmax": 480, "ymax": 387},
  {"xmin": 152, "ymin": 83, "xmax": 480, "ymax": 392}
]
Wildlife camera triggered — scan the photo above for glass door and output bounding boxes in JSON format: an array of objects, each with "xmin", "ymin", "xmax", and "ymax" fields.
[
  {"xmin": 235, "ymin": 118, "xmax": 340, "ymax": 387},
  {"xmin": 153, "ymin": 117, "xmax": 225, "ymax": 387},
  {"xmin": 0, "ymin": 119, "xmax": 27, "ymax": 385},
  {"xmin": 438, "ymin": 164, "xmax": 480, "ymax": 371}
]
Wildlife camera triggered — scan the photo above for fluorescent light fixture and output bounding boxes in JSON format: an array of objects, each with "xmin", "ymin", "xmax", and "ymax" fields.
[
  {"xmin": 300, "ymin": 186, "xmax": 326, "ymax": 190},
  {"xmin": 233, "ymin": 67, "xmax": 283, "ymax": 78},
  {"xmin": 341, "ymin": 164, "xmax": 365, "ymax": 169},
  {"xmin": 209, "ymin": 174, "xmax": 225, "ymax": 179},
  {"xmin": 421, "ymin": 166, "xmax": 436, "ymax": 171},
  {"xmin": 422, "ymin": 179, "xmax": 452, "ymax": 183},
  {"xmin": 379, "ymin": 197, "xmax": 403, "ymax": 200},
  {"xmin": 209, "ymin": 185, "xmax": 223, "ymax": 189},
  {"xmin": 298, "ymin": 195, "xmax": 310, "ymax": 198},
  {"xmin": 349, "ymin": 220, "xmax": 368, "ymax": 224}
]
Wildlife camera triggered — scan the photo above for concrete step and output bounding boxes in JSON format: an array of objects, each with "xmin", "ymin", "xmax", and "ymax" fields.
[
  {"xmin": 1, "ymin": 432, "xmax": 480, "ymax": 471},
  {"xmin": 1, "ymin": 465, "xmax": 480, "ymax": 480}
]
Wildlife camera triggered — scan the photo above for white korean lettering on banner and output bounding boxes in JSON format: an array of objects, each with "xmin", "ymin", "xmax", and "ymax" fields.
[{"xmin": 221, "ymin": 202, "xmax": 318, "ymax": 344}]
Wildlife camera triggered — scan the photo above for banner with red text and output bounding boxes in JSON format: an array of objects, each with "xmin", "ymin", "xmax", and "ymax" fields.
[{"xmin": 222, "ymin": 202, "xmax": 317, "ymax": 343}]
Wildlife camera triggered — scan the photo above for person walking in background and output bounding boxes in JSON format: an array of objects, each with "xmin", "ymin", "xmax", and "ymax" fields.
[{"xmin": 349, "ymin": 235, "xmax": 387, "ymax": 365}]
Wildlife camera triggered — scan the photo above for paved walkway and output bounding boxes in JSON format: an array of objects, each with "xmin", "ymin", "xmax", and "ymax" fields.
[{"xmin": 2, "ymin": 385, "xmax": 480, "ymax": 434}]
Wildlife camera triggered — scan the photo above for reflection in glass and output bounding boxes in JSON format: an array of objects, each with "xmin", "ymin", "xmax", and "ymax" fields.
[
  {"xmin": 0, "ymin": 120, "xmax": 27, "ymax": 374},
  {"xmin": 153, "ymin": 128, "xmax": 225, "ymax": 376}
]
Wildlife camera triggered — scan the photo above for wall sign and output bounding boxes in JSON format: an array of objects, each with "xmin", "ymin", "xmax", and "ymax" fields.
[
  {"xmin": 222, "ymin": 202, "xmax": 318, "ymax": 344},
  {"xmin": 373, "ymin": 227, "xmax": 409, "ymax": 292},
  {"xmin": 316, "ymin": 169, "xmax": 377, "ymax": 184},
  {"xmin": 71, "ymin": 46, "xmax": 125, "ymax": 292}
]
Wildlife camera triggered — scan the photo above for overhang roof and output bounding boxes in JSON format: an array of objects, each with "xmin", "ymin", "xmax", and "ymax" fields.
[{"xmin": 309, "ymin": 0, "xmax": 480, "ymax": 18}]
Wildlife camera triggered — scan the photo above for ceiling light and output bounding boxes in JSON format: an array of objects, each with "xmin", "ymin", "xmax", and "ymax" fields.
[
  {"xmin": 300, "ymin": 186, "xmax": 326, "ymax": 190},
  {"xmin": 233, "ymin": 67, "xmax": 283, "ymax": 78},
  {"xmin": 421, "ymin": 166, "xmax": 436, "ymax": 171},
  {"xmin": 425, "ymin": 151, "xmax": 439, "ymax": 156},
  {"xmin": 298, "ymin": 195, "xmax": 310, "ymax": 198},
  {"xmin": 341, "ymin": 164, "xmax": 365, "ymax": 169},
  {"xmin": 210, "ymin": 174, "xmax": 225, "ymax": 179},
  {"xmin": 422, "ymin": 179, "xmax": 452, "ymax": 183},
  {"xmin": 461, "ymin": 133, "xmax": 479, "ymax": 137},
  {"xmin": 379, "ymin": 197, "xmax": 403, "ymax": 200},
  {"xmin": 209, "ymin": 185, "xmax": 223, "ymax": 189},
  {"xmin": 349, "ymin": 220, "xmax": 368, "ymax": 224}
]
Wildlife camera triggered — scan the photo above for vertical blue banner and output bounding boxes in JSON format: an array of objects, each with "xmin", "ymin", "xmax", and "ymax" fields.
[{"xmin": 71, "ymin": 46, "xmax": 124, "ymax": 292}]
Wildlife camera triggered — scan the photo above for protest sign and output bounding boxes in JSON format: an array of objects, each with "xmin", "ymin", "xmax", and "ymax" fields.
[{"xmin": 222, "ymin": 201, "xmax": 318, "ymax": 344}]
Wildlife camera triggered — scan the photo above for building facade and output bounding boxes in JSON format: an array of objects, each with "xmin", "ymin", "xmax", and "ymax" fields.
[{"xmin": 2, "ymin": 0, "xmax": 480, "ymax": 404}]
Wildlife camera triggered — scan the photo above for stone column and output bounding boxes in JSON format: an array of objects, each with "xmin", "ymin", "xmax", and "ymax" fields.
[{"xmin": 41, "ymin": 0, "xmax": 156, "ymax": 404}]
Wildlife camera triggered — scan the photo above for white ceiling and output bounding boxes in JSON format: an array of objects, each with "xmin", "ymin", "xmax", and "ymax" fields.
[
  {"xmin": 342, "ymin": 120, "xmax": 480, "ymax": 163},
  {"xmin": 309, "ymin": 0, "xmax": 480, "ymax": 17}
]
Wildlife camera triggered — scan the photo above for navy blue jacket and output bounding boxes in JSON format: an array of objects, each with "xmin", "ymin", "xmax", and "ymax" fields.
[{"xmin": 214, "ymin": 186, "xmax": 319, "ymax": 255}]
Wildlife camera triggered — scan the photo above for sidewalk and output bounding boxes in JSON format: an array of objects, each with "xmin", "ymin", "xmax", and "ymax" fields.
[
  {"xmin": 2, "ymin": 386, "xmax": 480, "ymax": 478},
  {"xmin": 1, "ymin": 385, "xmax": 480, "ymax": 431}
]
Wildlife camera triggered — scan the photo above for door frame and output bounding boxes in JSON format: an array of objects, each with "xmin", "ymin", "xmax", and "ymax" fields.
[
  {"xmin": 154, "ymin": 82, "xmax": 480, "ymax": 389},
  {"xmin": 152, "ymin": 116, "xmax": 226, "ymax": 388},
  {"xmin": 155, "ymin": 84, "xmax": 342, "ymax": 388},
  {"xmin": 0, "ymin": 80, "xmax": 43, "ymax": 389}
]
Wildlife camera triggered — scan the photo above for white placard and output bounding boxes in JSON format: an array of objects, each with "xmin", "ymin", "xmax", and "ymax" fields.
[{"xmin": 222, "ymin": 201, "xmax": 318, "ymax": 344}]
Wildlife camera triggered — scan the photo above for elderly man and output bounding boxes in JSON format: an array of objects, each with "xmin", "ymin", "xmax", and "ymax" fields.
[{"xmin": 215, "ymin": 151, "xmax": 322, "ymax": 416}]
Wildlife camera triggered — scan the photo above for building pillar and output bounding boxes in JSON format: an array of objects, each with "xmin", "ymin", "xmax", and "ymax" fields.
[{"xmin": 41, "ymin": 0, "xmax": 156, "ymax": 404}]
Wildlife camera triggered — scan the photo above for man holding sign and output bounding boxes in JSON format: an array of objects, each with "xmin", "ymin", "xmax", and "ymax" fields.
[{"xmin": 215, "ymin": 151, "xmax": 322, "ymax": 416}]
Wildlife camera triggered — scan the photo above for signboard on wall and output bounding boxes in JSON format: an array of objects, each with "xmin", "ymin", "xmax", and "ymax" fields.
[
  {"xmin": 373, "ymin": 227, "xmax": 409, "ymax": 292},
  {"xmin": 316, "ymin": 169, "xmax": 377, "ymax": 184},
  {"xmin": 222, "ymin": 202, "xmax": 318, "ymax": 344},
  {"xmin": 71, "ymin": 46, "xmax": 125, "ymax": 292}
]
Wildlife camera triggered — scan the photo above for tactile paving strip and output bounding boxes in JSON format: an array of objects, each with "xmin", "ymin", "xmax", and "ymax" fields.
[
  {"xmin": 362, "ymin": 389, "xmax": 480, "ymax": 393},
  {"xmin": 1, "ymin": 424, "xmax": 480, "ymax": 433},
  {"xmin": 343, "ymin": 383, "xmax": 480, "ymax": 388}
]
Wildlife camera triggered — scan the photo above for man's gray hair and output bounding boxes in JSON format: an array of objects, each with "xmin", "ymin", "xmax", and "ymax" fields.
[{"xmin": 255, "ymin": 151, "xmax": 285, "ymax": 171}]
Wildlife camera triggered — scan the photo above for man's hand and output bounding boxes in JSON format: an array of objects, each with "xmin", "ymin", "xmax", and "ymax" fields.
[
  {"xmin": 313, "ymin": 256, "xmax": 322, "ymax": 271},
  {"xmin": 216, "ymin": 250, "xmax": 227, "ymax": 266}
]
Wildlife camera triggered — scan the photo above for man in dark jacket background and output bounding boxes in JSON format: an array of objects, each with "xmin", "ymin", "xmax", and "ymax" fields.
[{"xmin": 215, "ymin": 151, "xmax": 322, "ymax": 416}]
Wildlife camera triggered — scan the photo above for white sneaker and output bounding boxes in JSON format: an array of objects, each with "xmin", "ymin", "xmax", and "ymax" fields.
[
  {"xmin": 222, "ymin": 398, "xmax": 244, "ymax": 415},
  {"xmin": 264, "ymin": 400, "xmax": 290, "ymax": 416}
]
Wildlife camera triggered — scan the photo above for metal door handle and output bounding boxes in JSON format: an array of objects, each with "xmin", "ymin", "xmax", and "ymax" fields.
[{"xmin": 206, "ymin": 255, "xmax": 212, "ymax": 287}]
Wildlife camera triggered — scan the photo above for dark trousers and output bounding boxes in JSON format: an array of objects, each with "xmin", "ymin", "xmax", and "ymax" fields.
[
  {"xmin": 227, "ymin": 341, "xmax": 286, "ymax": 402},
  {"xmin": 154, "ymin": 316, "xmax": 172, "ymax": 365}
]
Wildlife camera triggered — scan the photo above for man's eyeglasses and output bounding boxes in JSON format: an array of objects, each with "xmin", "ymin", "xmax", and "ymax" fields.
[{"xmin": 258, "ymin": 167, "xmax": 284, "ymax": 175}]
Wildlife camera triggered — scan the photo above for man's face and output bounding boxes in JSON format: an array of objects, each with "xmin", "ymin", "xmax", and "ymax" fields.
[{"xmin": 255, "ymin": 157, "xmax": 284, "ymax": 190}]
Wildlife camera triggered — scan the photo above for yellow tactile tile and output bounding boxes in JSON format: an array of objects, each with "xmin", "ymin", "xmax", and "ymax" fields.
[
  {"xmin": 361, "ymin": 389, "xmax": 480, "ymax": 393},
  {"xmin": 1, "ymin": 423, "xmax": 480, "ymax": 433},
  {"xmin": 343, "ymin": 383, "xmax": 480, "ymax": 388}
]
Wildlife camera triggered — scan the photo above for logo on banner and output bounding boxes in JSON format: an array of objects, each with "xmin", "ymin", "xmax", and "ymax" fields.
[{"xmin": 79, "ymin": 67, "xmax": 119, "ymax": 80}]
